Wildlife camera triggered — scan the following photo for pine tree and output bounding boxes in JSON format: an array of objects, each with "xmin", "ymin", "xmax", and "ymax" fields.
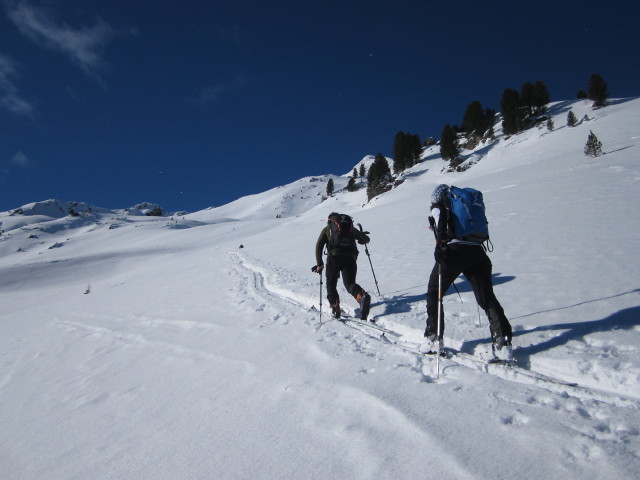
[
  {"xmin": 326, "ymin": 178, "xmax": 334, "ymax": 196},
  {"xmin": 483, "ymin": 108, "xmax": 496, "ymax": 135},
  {"xmin": 546, "ymin": 118, "xmax": 554, "ymax": 132},
  {"xmin": 393, "ymin": 131, "xmax": 406, "ymax": 173},
  {"xmin": 500, "ymin": 88, "xmax": 523, "ymax": 135},
  {"xmin": 584, "ymin": 131, "xmax": 603, "ymax": 157},
  {"xmin": 393, "ymin": 131, "xmax": 422, "ymax": 173},
  {"xmin": 352, "ymin": 168, "xmax": 358, "ymax": 178},
  {"xmin": 408, "ymin": 133, "xmax": 422, "ymax": 166},
  {"xmin": 359, "ymin": 163, "xmax": 366, "ymax": 177},
  {"xmin": 439, "ymin": 124, "xmax": 459, "ymax": 162},
  {"xmin": 462, "ymin": 101, "xmax": 486, "ymax": 137},
  {"xmin": 366, "ymin": 153, "xmax": 392, "ymax": 200},
  {"xmin": 347, "ymin": 177, "xmax": 357, "ymax": 192},
  {"xmin": 520, "ymin": 82, "xmax": 536, "ymax": 117},
  {"xmin": 588, "ymin": 74, "xmax": 609, "ymax": 107},
  {"xmin": 567, "ymin": 110, "xmax": 578, "ymax": 127},
  {"xmin": 533, "ymin": 80, "xmax": 550, "ymax": 115}
]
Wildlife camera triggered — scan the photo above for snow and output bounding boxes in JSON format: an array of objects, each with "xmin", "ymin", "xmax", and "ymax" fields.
[{"xmin": 1, "ymin": 98, "xmax": 639, "ymax": 479}]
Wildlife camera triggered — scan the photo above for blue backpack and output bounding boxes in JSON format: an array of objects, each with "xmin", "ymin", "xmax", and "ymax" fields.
[{"xmin": 447, "ymin": 186, "xmax": 491, "ymax": 247}]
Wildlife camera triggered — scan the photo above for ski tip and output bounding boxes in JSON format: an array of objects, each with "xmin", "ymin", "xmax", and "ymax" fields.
[{"xmin": 488, "ymin": 358, "xmax": 517, "ymax": 367}]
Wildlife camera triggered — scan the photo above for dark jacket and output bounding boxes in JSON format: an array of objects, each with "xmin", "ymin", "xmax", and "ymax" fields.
[{"xmin": 315, "ymin": 226, "xmax": 369, "ymax": 266}]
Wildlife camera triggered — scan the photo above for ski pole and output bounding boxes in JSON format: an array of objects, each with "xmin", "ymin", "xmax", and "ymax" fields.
[
  {"xmin": 436, "ymin": 261, "xmax": 442, "ymax": 379},
  {"xmin": 429, "ymin": 215, "xmax": 443, "ymax": 378},
  {"xmin": 319, "ymin": 273, "xmax": 323, "ymax": 321},
  {"xmin": 312, "ymin": 265, "xmax": 323, "ymax": 321},
  {"xmin": 357, "ymin": 224, "xmax": 380, "ymax": 296}
]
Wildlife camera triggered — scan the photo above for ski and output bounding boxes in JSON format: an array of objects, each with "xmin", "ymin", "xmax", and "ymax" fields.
[
  {"xmin": 392, "ymin": 338, "xmax": 449, "ymax": 357},
  {"xmin": 335, "ymin": 315, "xmax": 580, "ymax": 389},
  {"xmin": 339, "ymin": 315, "xmax": 396, "ymax": 336},
  {"xmin": 447, "ymin": 350, "xmax": 579, "ymax": 388}
]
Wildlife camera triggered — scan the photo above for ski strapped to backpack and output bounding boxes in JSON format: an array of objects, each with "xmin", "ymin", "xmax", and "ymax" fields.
[
  {"xmin": 327, "ymin": 213, "xmax": 357, "ymax": 251},
  {"xmin": 447, "ymin": 186, "xmax": 493, "ymax": 251}
]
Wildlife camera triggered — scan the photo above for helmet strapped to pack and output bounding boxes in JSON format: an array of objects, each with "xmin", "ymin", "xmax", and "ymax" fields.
[{"xmin": 431, "ymin": 184, "xmax": 450, "ymax": 204}]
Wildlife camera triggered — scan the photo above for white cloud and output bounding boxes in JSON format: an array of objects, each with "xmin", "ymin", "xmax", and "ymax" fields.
[
  {"xmin": 0, "ymin": 53, "xmax": 35, "ymax": 116},
  {"xmin": 193, "ymin": 75, "xmax": 248, "ymax": 106},
  {"xmin": 7, "ymin": 1, "xmax": 116, "ymax": 75},
  {"xmin": 11, "ymin": 151, "xmax": 32, "ymax": 167}
]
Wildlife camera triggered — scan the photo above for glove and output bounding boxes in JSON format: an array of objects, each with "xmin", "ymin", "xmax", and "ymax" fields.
[
  {"xmin": 311, "ymin": 265, "xmax": 324, "ymax": 274},
  {"xmin": 357, "ymin": 234, "xmax": 370, "ymax": 245},
  {"xmin": 434, "ymin": 243, "xmax": 448, "ymax": 263}
]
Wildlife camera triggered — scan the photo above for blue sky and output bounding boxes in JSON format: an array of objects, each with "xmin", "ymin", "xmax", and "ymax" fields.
[{"xmin": 1, "ymin": 0, "xmax": 638, "ymax": 213}]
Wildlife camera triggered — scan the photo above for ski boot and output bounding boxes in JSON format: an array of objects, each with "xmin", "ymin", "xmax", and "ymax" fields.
[
  {"xmin": 419, "ymin": 334, "xmax": 444, "ymax": 355},
  {"xmin": 357, "ymin": 290, "xmax": 371, "ymax": 321},
  {"xmin": 330, "ymin": 301, "xmax": 341, "ymax": 319},
  {"xmin": 492, "ymin": 335, "xmax": 514, "ymax": 362}
]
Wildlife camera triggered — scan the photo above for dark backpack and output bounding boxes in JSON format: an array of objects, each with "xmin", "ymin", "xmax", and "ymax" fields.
[
  {"xmin": 327, "ymin": 213, "xmax": 357, "ymax": 251},
  {"xmin": 446, "ymin": 186, "xmax": 490, "ymax": 246}
]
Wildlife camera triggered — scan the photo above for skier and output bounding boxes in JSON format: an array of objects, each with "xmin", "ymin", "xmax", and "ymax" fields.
[
  {"xmin": 313, "ymin": 212, "xmax": 372, "ymax": 320},
  {"xmin": 421, "ymin": 184, "xmax": 513, "ymax": 360}
]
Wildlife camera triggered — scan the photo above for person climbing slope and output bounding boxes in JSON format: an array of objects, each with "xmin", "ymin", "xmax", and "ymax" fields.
[
  {"xmin": 313, "ymin": 212, "xmax": 372, "ymax": 320},
  {"xmin": 421, "ymin": 184, "xmax": 513, "ymax": 361}
]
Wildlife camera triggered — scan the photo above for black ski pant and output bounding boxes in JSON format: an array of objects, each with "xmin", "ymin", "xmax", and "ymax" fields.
[
  {"xmin": 426, "ymin": 244, "xmax": 512, "ymax": 341},
  {"xmin": 325, "ymin": 254, "xmax": 363, "ymax": 306}
]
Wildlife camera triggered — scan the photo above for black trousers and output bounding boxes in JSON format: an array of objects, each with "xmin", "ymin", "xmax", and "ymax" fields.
[
  {"xmin": 426, "ymin": 244, "xmax": 512, "ymax": 340},
  {"xmin": 326, "ymin": 254, "xmax": 363, "ymax": 306}
]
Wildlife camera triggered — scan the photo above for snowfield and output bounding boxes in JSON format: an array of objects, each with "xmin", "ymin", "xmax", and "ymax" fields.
[{"xmin": 1, "ymin": 98, "xmax": 639, "ymax": 479}]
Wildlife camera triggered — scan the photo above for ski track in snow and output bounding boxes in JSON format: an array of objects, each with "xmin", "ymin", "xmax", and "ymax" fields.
[
  {"xmin": 226, "ymin": 250, "xmax": 640, "ymax": 475},
  {"xmin": 52, "ymin": 318, "xmax": 254, "ymax": 370},
  {"xmin": 230, "ymin": 250, "xmax": 640, "ymax": 411}
]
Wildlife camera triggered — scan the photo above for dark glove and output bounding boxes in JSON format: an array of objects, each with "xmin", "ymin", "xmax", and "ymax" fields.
[
  {"xmin": 357, "ymin": 234, "xmax": 370, "ymax": 245},
  {"xmin": 434, "ymin": 243, "xmax": 448, "ymax": 263},
  {"xmin": 311, "ymin": 265, "xmax": 324, "ymax": 274}
]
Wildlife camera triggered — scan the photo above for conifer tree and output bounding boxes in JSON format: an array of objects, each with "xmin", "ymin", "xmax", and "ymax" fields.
[
  {"xmin": 439, "ymin": 124, "xmax": 459, "ymax": 161},
  {"xmin": 520, "ymin": 82, "xmax": 536, "ymax": 117},
  {"xmin": 359, "ymin": 163, "xmax": 366, "ymax": 177},
  {"xmin": 347, "ymin": 177, "xmax": 357, "ymax": 192},
  {"xmin": 326, "ymin": 178, "xmax": 334, "ymax": 196},
  {"xmin": 500, "ymin": 88, "xmax": 523, "ymax": 135},
  {"xmin": 393, "ymin": 131, "xmax": 406, "ymax": 173},
  {"xmin": 547, "ymin": 118, "xmax": 554, "ymax": 132},
  {"xmin": 393, "ymin": 131, "xmax": 422, "ymax": 172},
  {"xmin": 366, "ymin": 153, "xmax": 392, "ymax": 200},
  {"xmin": 584, "ymin": 131, "xmax": 603, "ymax": 157},
  {"xmin": 588, "ymin": 74, "xmax": 609, "ymax": 107},
  {"xmin": 462, "ymin": 101, "xmax": 485, "ymax": 137},
  {"xmin": 408, "ymin": 133, "xmax": 422, "ymax": 166},
  {"xmin": 533, "ymin": 80, "xmax": 550, "ymax": 114},
  {"xmin": 567, "ymin": 110, "xmax": 578, "ymax": 127}
]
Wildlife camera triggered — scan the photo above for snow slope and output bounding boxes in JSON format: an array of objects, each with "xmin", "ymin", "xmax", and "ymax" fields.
[{"xmin": 1, "ymin": 98, "xmax": 639, "ymax": 480}]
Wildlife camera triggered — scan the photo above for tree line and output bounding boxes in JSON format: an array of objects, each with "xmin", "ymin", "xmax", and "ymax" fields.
[
  {"xmin": 439, "ymin": 73, "xmax": 610, "ymax": 164},
  {"xmin": 332, "ymin": 73, "xmax": 611, "ymax": 201}
]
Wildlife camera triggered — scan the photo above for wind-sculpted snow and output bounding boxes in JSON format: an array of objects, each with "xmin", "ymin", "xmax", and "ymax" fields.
[{"xmin": 1, "ymin": 98, "xmax": 639, "ymax": 479}]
